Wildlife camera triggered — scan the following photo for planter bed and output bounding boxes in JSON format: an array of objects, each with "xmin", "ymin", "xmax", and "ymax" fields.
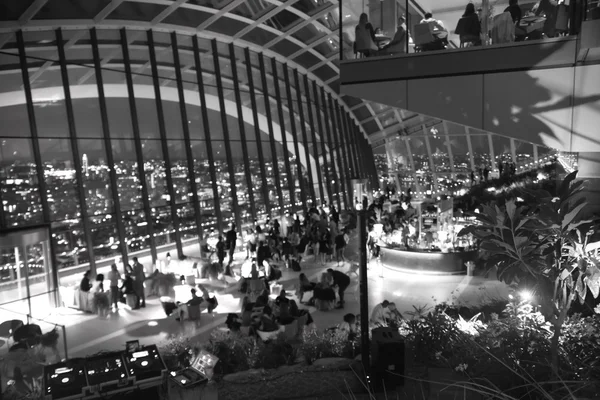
[{"xmin": 215, "ymin": 358, "xmax": 366, "ymax": 400}]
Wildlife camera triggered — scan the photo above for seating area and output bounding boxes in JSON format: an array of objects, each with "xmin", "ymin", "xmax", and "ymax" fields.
[{"xmin": 349, "ymin": 0, "xmax": 594, "ymax": 59}]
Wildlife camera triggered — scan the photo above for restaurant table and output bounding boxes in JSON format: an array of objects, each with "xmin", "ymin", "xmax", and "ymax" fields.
[
  {"xmin": 519, "ymin": 16, "xmax": 546, "ymax": 34},
  {"xmin": 374, "ymin": 34, "xmax": 391, "ymax": 48}
]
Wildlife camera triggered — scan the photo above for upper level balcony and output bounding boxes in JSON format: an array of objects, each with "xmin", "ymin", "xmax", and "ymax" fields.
[{"xmin": 338, "ymin": 0, "xmax": 600, "ymax": 155}]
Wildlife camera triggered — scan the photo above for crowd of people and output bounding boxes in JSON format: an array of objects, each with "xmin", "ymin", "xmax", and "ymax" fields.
[
  {"xmin": 79, "ymin": 256, "xmax": 147, "ymax": 312},
  {"xmin": 354, "ymin": 0, "xmax": 579, "ymax": 57},
  {"xmin": 76, "ymin": 200, "xmax": 413, "ymax": 343}
]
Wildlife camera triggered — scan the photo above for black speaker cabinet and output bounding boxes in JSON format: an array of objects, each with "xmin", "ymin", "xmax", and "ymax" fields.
[{"xmin": 371, "ymin": 327, "xmax": 405, "ymax": 391}]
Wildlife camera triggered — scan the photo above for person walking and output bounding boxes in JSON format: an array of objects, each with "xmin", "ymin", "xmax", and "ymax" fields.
[
  {"xmin": 226, "ymin": 223, "xmax": 237, "ymax": 275},
  {"xmin": 327, "ymin": 268, "xmax": 351, "ymax": 309},
  {"xmin": 107, "ymin": 263, "xmax": 121, "ymax": 312},
  {"xmin": 132, "ymin": 256, "xmax": 146, "ymax": 308}
]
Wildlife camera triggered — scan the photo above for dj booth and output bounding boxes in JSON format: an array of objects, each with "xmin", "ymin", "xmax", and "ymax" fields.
[{"xmin": 43, "ymin": 344, "xmax": 218, "ymax": 400}]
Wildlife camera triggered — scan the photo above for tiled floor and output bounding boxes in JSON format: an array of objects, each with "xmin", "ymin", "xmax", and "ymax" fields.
[{"xmin": 27, "ymin": 239, "xmax": 509, "ymax": 360}]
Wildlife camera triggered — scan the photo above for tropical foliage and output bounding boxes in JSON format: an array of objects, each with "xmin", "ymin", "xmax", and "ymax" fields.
[
  {"xmin": 458, "ymin": 170, "xmax": 600, "ymax": 377},
  {"xmin": 400, "ymin": 296, "xmax": 600, "ymax": 399}
]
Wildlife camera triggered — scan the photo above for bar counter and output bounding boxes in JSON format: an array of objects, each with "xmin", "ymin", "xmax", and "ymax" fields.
[{"xmin": 379, "ymin": 245, "xmax": 477, "ymax": 275}]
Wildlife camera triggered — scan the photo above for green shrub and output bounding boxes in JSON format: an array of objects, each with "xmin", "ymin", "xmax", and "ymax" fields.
[
  {"xmin": 253, "ymin": 333, "xmax": 297, "ymax": 369},
  {"xmin": 561, "ymin": 314, "xmax": 600, "ymax": 394},
  {"xmin": 298, "ymin": 329, "xmax": 357, "ymax": 364}
]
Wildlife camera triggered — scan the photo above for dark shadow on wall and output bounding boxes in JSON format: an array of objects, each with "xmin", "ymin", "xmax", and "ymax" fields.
[{"xmin": 345, "ymin": 41, "xmax": 600, "ymax": 152}]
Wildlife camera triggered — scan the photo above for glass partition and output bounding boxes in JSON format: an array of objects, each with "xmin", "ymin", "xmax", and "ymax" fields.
[{"xmin": 0, "ymin": 26, "xmax": 362, "ymax": 305}]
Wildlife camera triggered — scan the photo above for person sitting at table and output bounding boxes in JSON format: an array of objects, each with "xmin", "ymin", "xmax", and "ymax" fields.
[
  {"xmin": 378, "ymin": 16, "xmax": 407, "ymax": 56},
  {"xmin": 504, "ymin": 0, "xmax": 522, "ymax": 24},
  {"xmin": 311, "ymin": 273, "xmax": 337, "ymax": 311},
  {"xmin": 386, "ymin": 302, "xmax": 404, "ymax": 326},
  {"xmin": 338, "ymin": 313, "xmax": 358, "ymax": 341},
  {"xmin": 421, "ymin": 12, "xmax": 446, "ymax": 31},
  {"xmin": 298, "ymin": 273, "xmax": 317, "ymax": 304},
  {"xmin": 421, "ymin": 12, "xmax": 449, "ymax": 49},
  {"xmin": 370, "ymin": 300, "xmax": 391, "ymax": 327},
  {"xmin": 355, "ymin": 13, "xmax": 378, "ymax": 57},
  {"xmin": 173, "ymin": 288, "xmax": 202, "ymax": 321},
  {"xmin": 259, "ymin": 305, "xmax": 280, "ymax": 332},
  {"xmin": 275, "ymin": 292, "xmax": 296, "ymax": 325},
  {"xmin": 455, "ymin": 3, "xmax": 482, "ymax": 46},
  {"xmin": 492, "ymin": 10, "xmax": 516, "ymax": 44},
  {"xmin": 241, "ymin": 302, "xmax": 254, "ymax": 326}
]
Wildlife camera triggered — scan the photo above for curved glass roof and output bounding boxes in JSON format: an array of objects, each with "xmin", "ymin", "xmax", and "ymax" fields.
[
  {"xmin": 0, "ymin": 0, "xmax": 565, "ymax": 149},
  {"xmin": 0, "ymin": 0, "xmax": 397, "ymax": 136}
]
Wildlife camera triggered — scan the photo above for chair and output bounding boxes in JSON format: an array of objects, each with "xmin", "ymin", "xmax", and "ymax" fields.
[
  {"xmin": 187, "ymin": 303, "xmax": 202, "ymax": 322},
  {"xmin": 348, "ymin": 263, "xmax": 360, "ymax": 279},
  {"xmin": 555, "ymin": 4, "xmax": 569, "ymax": 35},
  {"xmin": 491, "ymin": 12, "xmax": 515, "ymax": 44},
  {"xmin": 460, "ymin": 35, "xmax": 481, "ymax": 47},
  {"xmin": 0, "ymin": 320, "xmax": 24, "ymax": 350},
  {"xmin": 412, "ymin": 23, "xmax": 436, "ymax": 52},
  {"xmin": 12, "ymin": 323, "xmax": 41, "ymax": 347}
]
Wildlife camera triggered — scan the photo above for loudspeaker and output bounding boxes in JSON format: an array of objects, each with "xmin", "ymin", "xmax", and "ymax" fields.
[{"xmin": 371, "ymin": 327, "xmax": 405, "ymax": 391}]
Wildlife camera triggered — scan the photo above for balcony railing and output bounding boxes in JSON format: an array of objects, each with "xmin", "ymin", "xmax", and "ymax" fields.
[{"xmin": 340, "ymin": 0, "xmax": 596, "ymax": 62}]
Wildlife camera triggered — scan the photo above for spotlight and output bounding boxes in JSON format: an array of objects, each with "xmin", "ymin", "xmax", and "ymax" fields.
[{"xmin": 520, "ymin": 290, "xmax": 532, "ymax": 301}]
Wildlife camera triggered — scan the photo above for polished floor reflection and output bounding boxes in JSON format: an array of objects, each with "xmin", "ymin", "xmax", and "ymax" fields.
[{"xmin": 35, "ymin": 238, "xmax": 509, "ymax": 360}]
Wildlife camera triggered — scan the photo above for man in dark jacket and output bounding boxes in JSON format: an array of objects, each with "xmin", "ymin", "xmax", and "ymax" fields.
[
  {"xmin": 226, "ymin": 223, "xmax": 237, "ymax": 271},
  {"xmin": 132, "ymin": 257, "xmax": 146, "ymax": 308},
  {"xmin": 327, "ymin": 268, "xmax": 351, "ymax": 309}
]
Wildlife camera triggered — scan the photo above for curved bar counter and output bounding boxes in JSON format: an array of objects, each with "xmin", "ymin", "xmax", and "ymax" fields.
[{"xmin": 379, "ymin": 245, "xmax": 477, "ymax": 275}]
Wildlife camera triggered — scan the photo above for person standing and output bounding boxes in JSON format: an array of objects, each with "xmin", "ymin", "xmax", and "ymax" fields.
[
  {"xmin": 226, "ymin": 223, "xmax": 237, "ymax": 273},
  {"xmin": 79, "ymin": 270, "xmax": 92, "ymax": 292},
  {"xmin": 107, "ymin": 263, "xmax": 121, "ymax": 311},
  {"xmin": 334, "ymin": 229, "xmax": 348, "ymax": 265},
  {"xmin": 216, "ymin": 235, "xmax": 226, "ymax": 271},
  {"xmin": 132, "ymin": 256, "xmax": 146, "ymax": 308},
  {"xmin": 327, "ymin": 268, "xmax": 351, "ymax": 309}
]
